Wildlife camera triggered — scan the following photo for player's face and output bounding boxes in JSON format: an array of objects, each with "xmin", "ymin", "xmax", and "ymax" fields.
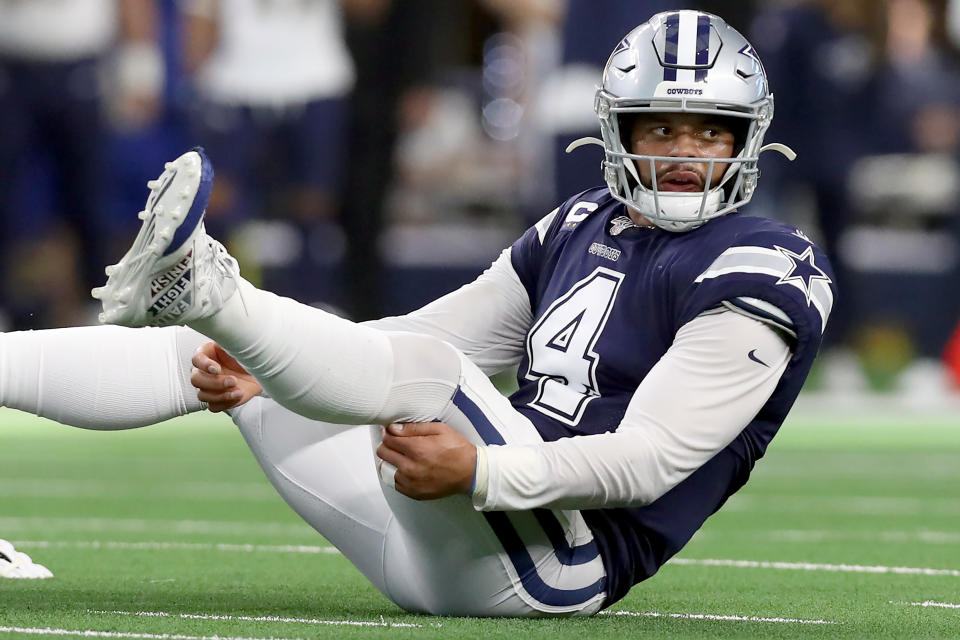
[{"xmin": 628, "ymin": 113, "xmax": 736, "ymax": 193}]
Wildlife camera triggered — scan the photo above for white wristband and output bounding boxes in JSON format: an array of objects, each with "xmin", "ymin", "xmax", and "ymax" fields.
[{"xmin": 471, "ymin": 446, "xmax": 489, "ymax": 507}]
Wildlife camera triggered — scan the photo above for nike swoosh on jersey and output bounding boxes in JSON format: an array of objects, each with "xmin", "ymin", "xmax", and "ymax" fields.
[{"xmin": 748, "ymin": 349, "xmax": 769, "ymax": 367}]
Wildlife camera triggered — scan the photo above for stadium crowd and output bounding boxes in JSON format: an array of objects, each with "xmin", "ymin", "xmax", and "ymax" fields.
[{"xmin": 1, "ymin": 0, "xmax": 960, "ymax": 394}]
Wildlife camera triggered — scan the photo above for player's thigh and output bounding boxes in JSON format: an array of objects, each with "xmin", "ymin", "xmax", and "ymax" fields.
[
  {"xmin": 376, "ymin": 353, "xmax": 607, "ymax": 617},
  {"xmin": 230, "ymin": 398, "xmax": 393, "ymax": 594}
]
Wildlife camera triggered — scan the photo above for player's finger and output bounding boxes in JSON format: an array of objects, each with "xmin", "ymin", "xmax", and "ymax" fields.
[
  {"xmin": 379, "ymin": 432, "xmax": 421, "ymax": 458},
  {"xmin": 190, "ymin": 367, "xmax": 237, "ymax": 392},
  {"xmin": 385, "ymin": 422, "xmax": 444, "ymax": 437},
  {"xmin": 195, "ymin": 388, "xmax": 240, "ymax": 402},
  {"xmin": 196, "ymin": 388, "xmax": 243, "ymax": 412},
  {"xmin": 192, "ymin": 342, "xmax": 222, "ymax": 375},
  {"xmin": 375, "ymin": 440, "xmax": 410, "ymax": 468}
]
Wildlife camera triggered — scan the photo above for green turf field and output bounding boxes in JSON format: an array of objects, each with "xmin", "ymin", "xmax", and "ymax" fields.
[{"xmin": 2, "ymin": 406, "xmax": 959, "ymax": 639}]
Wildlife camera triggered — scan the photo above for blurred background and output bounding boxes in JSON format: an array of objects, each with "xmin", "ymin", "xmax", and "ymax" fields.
[{"xmin": 1, "ymin": 0, "xmax": 960, "ymax": 403}]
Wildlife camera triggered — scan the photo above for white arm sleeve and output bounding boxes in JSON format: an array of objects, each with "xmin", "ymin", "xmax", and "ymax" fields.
[
  {"xmin": 476, "ymin": 310, "xmax": 791, "ymax": 511},
  {"xmin": 0, "ymin": 325, "xmax": 206, "ymax": 430},
  {"xmin": 363, "ymin": 248, "xmax": 532, "ymax": 375}
]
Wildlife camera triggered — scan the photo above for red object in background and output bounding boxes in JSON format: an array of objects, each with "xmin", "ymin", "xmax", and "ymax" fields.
[{"xmin": 943, "ymin": 323, "xmax": 960, "ymax": 388}]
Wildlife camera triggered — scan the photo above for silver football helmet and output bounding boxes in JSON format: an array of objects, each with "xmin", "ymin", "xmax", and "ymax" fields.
[{"xmin": 568, "ymin": 11, "xmax": 795, "ymax": 232}]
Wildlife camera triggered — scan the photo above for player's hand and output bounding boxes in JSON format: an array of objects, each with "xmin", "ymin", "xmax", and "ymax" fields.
[
  {"xmin": 190, "ymin": 341, "xmax": 262, "ymax": 412},
  {"xmin": 376, "ymin": 422, "xmax": 477, "ymax": 500}
]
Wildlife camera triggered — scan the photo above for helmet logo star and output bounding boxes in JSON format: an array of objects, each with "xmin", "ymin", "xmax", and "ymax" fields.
[
  {"xmin": 774, "ymin": 245, "xmax": 831, "ymax": 305},
  {"xmin": 739, "ymin": 43, "xmax": 762, "ymax": 66}
]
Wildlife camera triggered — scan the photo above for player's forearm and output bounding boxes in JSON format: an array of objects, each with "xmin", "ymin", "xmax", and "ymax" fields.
[
  {"xmin": 473, "ymin": 311, "xmax": 791, "ymax": 511},
  {"xmin": 475, "ymin": 431, "xmax": 672, "ymax": 510},
  {"xmin": 363, "ymin": 248, "xmax": 532, "ymax": 375}
]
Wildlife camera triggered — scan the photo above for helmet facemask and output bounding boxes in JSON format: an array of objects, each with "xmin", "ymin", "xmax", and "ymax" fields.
[{"xmin": 599, "ymin": 96, "xmax": 772, "ymax": 232}]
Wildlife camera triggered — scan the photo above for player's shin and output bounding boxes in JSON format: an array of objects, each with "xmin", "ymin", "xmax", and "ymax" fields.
[
  {"xmin": 0, "ymin": 326, "xmax": 205, "ymax": 429},
  {"xmin": 188, "ymin": 279, "xmax": 459, "ymax": 426}
]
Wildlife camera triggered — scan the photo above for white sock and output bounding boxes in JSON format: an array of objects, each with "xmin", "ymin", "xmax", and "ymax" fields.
[
  {"xmin": 190, "ymin": 279, "xmax": 459, "ymax": 425},
  {"xmin": 0, "ymin": 325, "xmax": 205, "ymax": 430}
]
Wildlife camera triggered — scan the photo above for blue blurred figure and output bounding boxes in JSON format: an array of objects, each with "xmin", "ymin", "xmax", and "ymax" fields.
[{"xmin": 0, "ymin": 0, "xmax": 162, "ymax": 328}]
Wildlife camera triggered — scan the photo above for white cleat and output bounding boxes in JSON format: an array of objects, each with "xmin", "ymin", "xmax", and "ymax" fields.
[
  {"xmin": 92, "ymin": 148, "xmax": 239, "ymax": 327},
  {"xmin": 0, "ymin": 539, "xmax": 53, "ymax": 579}
]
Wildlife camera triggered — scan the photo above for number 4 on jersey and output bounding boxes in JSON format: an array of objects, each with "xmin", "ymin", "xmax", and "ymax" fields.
[{"xmin": 524, "ymin": 267, "xmax": 624, "ymax": 426}]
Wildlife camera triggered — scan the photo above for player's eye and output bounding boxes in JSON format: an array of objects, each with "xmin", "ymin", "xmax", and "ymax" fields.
[{"xmin": 701, "ymin": 126, "xmax": 734, "ymax": 143}]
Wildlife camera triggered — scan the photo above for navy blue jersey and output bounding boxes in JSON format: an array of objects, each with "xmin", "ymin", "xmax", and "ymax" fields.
[{"xmin": 508, "ymin": 187, "xmax": 836, "ymax": 606}]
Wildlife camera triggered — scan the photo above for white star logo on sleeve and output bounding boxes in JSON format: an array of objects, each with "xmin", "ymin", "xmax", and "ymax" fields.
[
  {"xmin": 695, "ymin": 244, "xmax": 834, "ymax": 332},
  {"xmin": 774, "ymin": 245, "xmax": 832, "ymax": 305}
]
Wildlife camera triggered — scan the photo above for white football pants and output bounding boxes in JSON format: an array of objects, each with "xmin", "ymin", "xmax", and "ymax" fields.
[
  {"xmin": 0, "ymin": 324, "xmax": 607, "ymax": 616},
  {"xmin": 228, "ymin": 347, "xmax": 607, "ymax": 616}
]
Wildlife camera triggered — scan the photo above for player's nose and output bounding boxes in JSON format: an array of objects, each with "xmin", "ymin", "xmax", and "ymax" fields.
[{"xmin": 667, "ymin": 132, "xmax": 699, "ymax": 157}]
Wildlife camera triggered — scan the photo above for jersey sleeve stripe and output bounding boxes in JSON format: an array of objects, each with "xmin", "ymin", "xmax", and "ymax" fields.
[
  {"xmin": 694, "ymin": 246, "xmax": 792, "ymax": 281},
  {"xmin": 535, "ymin": 207, "xmax": 560, "ymax": 244},
  {"xmin": 694, "ymin": 245, "xmax": 834, "ymax": 333},
  {"xmin": 722, "ymin": 298, "xmax": 797, "ymax": 340}
]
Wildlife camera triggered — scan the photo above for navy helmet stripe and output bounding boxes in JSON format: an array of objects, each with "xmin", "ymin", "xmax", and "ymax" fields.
[
  {"xmin": 695, "ymin": 14, "xmax": 711, "ymax": 82},
  {"xmin": 484, "ymin": 511, "xmax": 607, "ymax": 607},
  {"xmin": 663, "ymin": 12, "xmax": 679, "ymax": 81}
]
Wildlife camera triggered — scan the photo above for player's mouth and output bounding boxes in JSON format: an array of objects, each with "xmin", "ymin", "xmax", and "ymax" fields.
[{"xmin": 656, "ymin": 169, "xmax": 705, "ymax": 192}]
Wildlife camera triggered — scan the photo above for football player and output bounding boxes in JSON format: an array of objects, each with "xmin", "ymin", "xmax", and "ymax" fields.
[{"xmin": 4, "ymin": 11, "xmax": 834, "ymax": 615}]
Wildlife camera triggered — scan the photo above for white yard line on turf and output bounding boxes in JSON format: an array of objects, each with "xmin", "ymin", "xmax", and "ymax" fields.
[
  {"xmin": 0, "ymin": 479, "xmax": 277, "ymax": 501},
  {"xmin": 890, "ymin": 600, "xmax": 960, "ymax": 609},
  {"xmin": 671, "ymin": 558, "xmax": 960, "ymax": 577},
  {"xmin": 1, "ymin": 627, "xmax": 320, "ymax": 640},
  {"xmin": 86, "ymin": 610, "xmax": 427, "ymax": 629},
  {"xmin": 600, "ymin": 610, "xmax": 836, "ymax": 625},
  {"xmin": 16, "ymin": 540, "xmax": 960, "ymax": 579},
  {"xmin": 15, "ymin": 540, "xmax": 339, "ymax": 554},
  {"xmin": 12, "ymin": 540, "xmax": 960, "ymax": 578},
  {"xmin": 0, "ymin": 517, "xmax": 312, "ymax": 536},
  {"xmin": 724, "ymin": 495, "xmax": 960, "ymax": 517},
  {"xmin": 763, "ymin": 529, "xmax": 960, "ymax": 545},
  {"xmin": 694, "ymin": 528, "xmax": 960, "ymax": 545}
]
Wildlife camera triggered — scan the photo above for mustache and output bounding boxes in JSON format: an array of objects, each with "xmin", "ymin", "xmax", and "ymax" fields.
[{"xmin": 655, "ymin": 163, "xmax": 711, "ymax": 188}]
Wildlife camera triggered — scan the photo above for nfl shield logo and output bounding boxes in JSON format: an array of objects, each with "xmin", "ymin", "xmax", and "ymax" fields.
[{"xmin": 610, "ymin": 215, "xmax": 638, "ymax": 236}]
